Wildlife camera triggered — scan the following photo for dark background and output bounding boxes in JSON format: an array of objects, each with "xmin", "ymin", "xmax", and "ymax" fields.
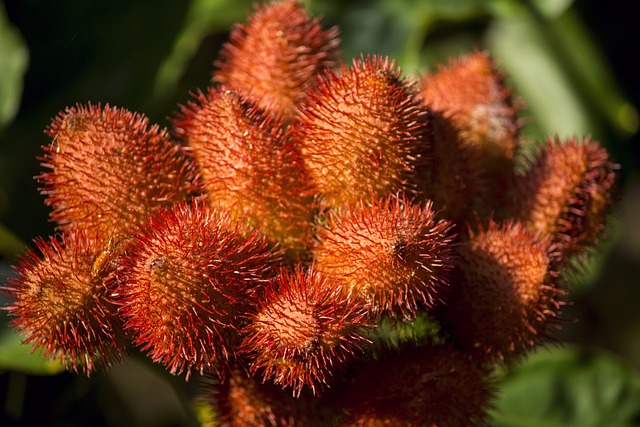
[{"xmin": 1, "ymin": 0, "xmax": 639, "ymax": 425}]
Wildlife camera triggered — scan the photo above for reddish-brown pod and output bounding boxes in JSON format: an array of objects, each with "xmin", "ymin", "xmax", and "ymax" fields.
[
  {"xmin": 117, "ymin": 201, "xmax": 280, "ymax": 378},
  {"xmin": 175, "ymin": 88, "xmax": 316, "ymax": 262},
  {"xmin": 420, "ymin": 51, "xmax": 521, "ymax": 214},
  {"xmin": 296, "ymin": 55, "xmax": 430, "ymax": 209},
  {"xmin": 510, "ymin": 136, "xmax": 618, "ymax": 261},
  {"xmin": 314, "ymin": 195, "xmax": 456, "ymax": 316},
  {"xmin": 417, "ymin": 111, "xmax": 485, "ymax": 224},
  {"xmin": 335, "ymin": 345, "xmax": 494, "ymax": 427},
  {"xmin": 240, "ymin": 266, "xmax": 371, "ymax": 396},
  {"xmin": 214, "ymin": 0, "xmax": 340, "ymax": 118},
  {"xmin": 3, "ymin": 228, "xmax": 127, "ymax": 375},
  {"xmin": 444, "ymin": 220, "xmax": 563, "ymax": 364},
  {"xmin": 211, "ymin": 367, "xmax": 325, "ymax": 427},
  {"xmin": 40, "ymin": 103, "xmax": 195, "ymax": 240}
]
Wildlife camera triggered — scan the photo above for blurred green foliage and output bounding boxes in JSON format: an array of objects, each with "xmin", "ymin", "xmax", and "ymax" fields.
[
  {"xmin": 492, "ymin": 346, "xmax": 640, "ymax": 426},
  {"xmin": 1, "ymin": 0, "xmax": 639, "ymax": 425},
  {"xmin": 0, "ymin": 5, "xmax": 27, "ymax": 132}
]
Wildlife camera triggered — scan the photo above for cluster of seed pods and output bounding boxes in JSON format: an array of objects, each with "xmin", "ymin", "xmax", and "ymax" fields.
[{"xmin": 4, "ymin": 1, "xmax": 618, "ymax": 425}]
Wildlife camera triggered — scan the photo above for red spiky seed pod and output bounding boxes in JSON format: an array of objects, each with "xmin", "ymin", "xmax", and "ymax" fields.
[
  {"xmin": 420, "ymin": 51, "xmax": 520, "ymax": 162},
  {"xmin": 211, "ymin": 367, "xmax": 326, "ymax": 427},
  {"xmin": 213, "ymin": 0, "xmax": 340, "ymax": 118},
  {"xmin": 510, "ymin": 136, "xmax": 618, "ymax": 261},
  {"xmin": 40, "ymin": 103, "xmax": 196, "ymax": 240},
  {"xmin": 175, "ymin": 88, "xmax": 317, "ymax": 262},
  {"xmin": 117, "ymin": 200, "xmax": 281, "ymax": 378},
  {"xmin": 240, "ymin": 266, "xmax": 371, "ymax": 397},
  {"xmin": 334, "ymin": 345, "xmax": 494, "ymax": 427},
  {"xmin": 296, "ymin": 55, "xmax": 430, "ymax": 208},
  {"xmin": 314, "ymin": 196, "xmax": 456, "ymax": 315},
  {"xmin": 420, "ymin": 51, "xmax": 521, "ymax": 215},
  {"xmin": 444, "ymin": 220, "xmax": 563, "ymax": 364},
  {"xmin": 3, "ymin": 228, "xmax": 127, "ymax": 375}
]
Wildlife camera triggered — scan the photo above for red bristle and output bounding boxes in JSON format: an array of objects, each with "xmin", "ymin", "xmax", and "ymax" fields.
[
  {"xmin": 214, "ymin": 0, "xmax": 340, "ymax": 118},
  {"xmin": 40, "ymin": 103, "xmax": 196, "ymax": 240},
  {"xmin": 314, "ymin": 195, "xmax": 457, "ymax": 316},
  {"xmin": 295, "ymin": 55, "xmax": 430, "ymax": 209},
  {"xmin": 3, "ymin": 228, "xmax": 127, "ymax": 375},
  {"xmin": 117, "ymin": 200, "xmax": 281, "ymax": 378},
  {"xmin": 240, "ymin": 266, "xmax": 372, "ymax": 397}
]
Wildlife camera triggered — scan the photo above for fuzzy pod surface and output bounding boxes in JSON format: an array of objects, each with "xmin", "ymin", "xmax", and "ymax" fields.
[
  {"xmin": 241, "ymin": 266, "xmax": 371, "ymax": 397},
  {"xmin": 420, "ymin": 51, "xmax": 521, "ymax": 216},
  {"xmin": 296, "ymin": 55, "xmax": 430, "ymax": 208},
  {"xmin": 314, "ymin": 196, "xmax": 456, "ymax": 315},
  {"xmin": 213, "ymin": 0, "xmax": 340, "ymax": 118},
  {"xmin": 510, "ymin": 136, "xmax": 618, "ymax": 260},
  {"xmin": 4, "ymin": 228, "xmax": 127, "ymax": 375},
  {"xmin": 445, "ymin": 220, "xmax": 563, "ymax": 363},
  {"xmin": 416, "ymin": 111, "xmax": 485, "ymax": 224},
  {"xmin": 211, "ymin": 367, "xmax": 327, "ymax": 427},
  {"xmin": 40, "ymin": 103, "xmax": 195, "ymax": 240},
  {"xmin": 335, "ymin": 345, "xmax": 494, "ymax": 427},
  {"xmin": 117, "ymin": 201, "xmax": 280, "ymax": 378},
  {"xmin": 175, "ymin": 88, "xmax": 316, "ymax": 262},
  {"xmin": 420, "ymin": 51, "xmax": 520, "ymax": 176}
]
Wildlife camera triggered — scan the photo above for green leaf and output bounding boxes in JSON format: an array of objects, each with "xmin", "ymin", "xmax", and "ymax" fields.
[
  {"xmin": 101, "ymin": 356, "xmax": 195, "ymax": 427},
  {"xmin": 153, "ymin": 0, "xmax": 255, "ymax": 99},
  {"xmin": 486, "ymin": 15, "xmax": 592, "ymax": 142},
  {"xmin": 531, "ymin": 0, "xmax": 574, "ymax": 18},
  {"xmin": 369, "ymin": 312, "xmax": 444, "ymax": 349},
  {"xmin": 490, "ymin": 346, "xmax": 640, "ymax": 427},
  {"xmin": 486, "ymin": 5, "xmax": 637, "ymax": 143},
  {"xmin": 0, "ymin": 326, "xmax": 64, "ymax": 375},
  {"xmin": 193, "ymin": 398, "xmax": 220, "ymax": 427},
  {"xmin": 548, "ymin": 9, "xmax": 638, "ymax": 137},
  {"xmin": 320, "ymin": 0, "xmax": 488, "ymax": 72},
  {"xmin": 0, "ymin": 4, "xmax": 29, "ymax": 132}
]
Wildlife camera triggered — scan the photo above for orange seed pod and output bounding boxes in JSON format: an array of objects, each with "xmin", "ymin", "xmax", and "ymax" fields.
[
  {"xmin": 420, "ymin": 51, "xmax": 521, "ymax": 214},
  {"xmin": 175, "ymin": 87, "xmax": 317, "ymax": 262},
  {"xmin": 211, "ymin": 367, "xmax": 325, "ymax": 427},
  {"xmin": 118, "ymin": 201, "xmax": 280, "ymax": 378},
  {"xmin": 40, "ymin": 103, "xmax": 195, "ymax": 240},
  {"xmin": 314, "ymin": 195, "xmax": 456, "ymax": 315},
  {"xmin": 335, "ymin": 345, "xmax": 494, "ymax": 427},
  {"xmin": 510, "ymin": 136, "xmax": 618, "ymax": 260},
  {"xmin": 4, "ymin": 229, "xmax": 127, "ymax": 375},
  {"xmin": 444, "ymin": 220, "xmax": 563, "ymax": 363},
  {"xmin": 296, "ymin": 55, "xmax": 430, "ymax": 209},
  {"xmin": 416, "ymin": 111, "xmax": 485, "ymax": 224},
  {"xmin": 214, "ymin": 0, "xmax": 340, "ymax": 118},
  {"xmin": 240, "ymin": 266, "xmax": 371, "ymax": 396}
]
